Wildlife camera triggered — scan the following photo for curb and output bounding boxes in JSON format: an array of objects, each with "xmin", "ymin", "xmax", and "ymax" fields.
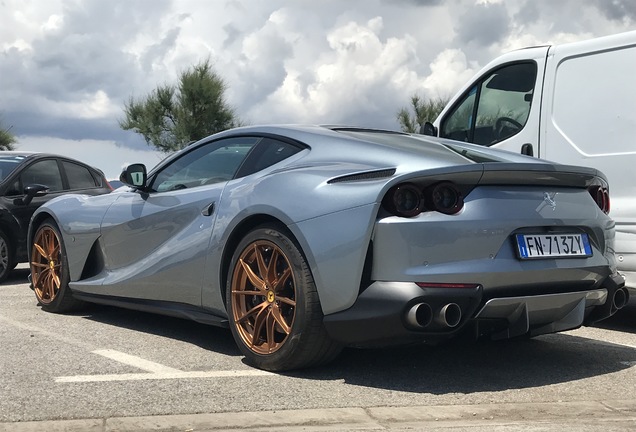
[{"xmin": 2, "ymin": 399, "xmax": 636, "ymax": 431}]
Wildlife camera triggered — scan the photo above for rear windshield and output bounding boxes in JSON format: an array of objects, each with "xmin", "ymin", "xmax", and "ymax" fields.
[{"xmin": 0, "ymin": 157, "xmax": 26, "ymax": 182}]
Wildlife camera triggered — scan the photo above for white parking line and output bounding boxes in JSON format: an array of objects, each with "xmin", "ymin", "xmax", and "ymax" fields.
[
  {"xmin": 1, "ymin": 315, "xmax": 273, "ymax": 383},
  {"xmin": 93, "ymin": 349, "xmax": 182, "ymax": 373},
  {"xmin": 54, "ymin": 349, "xmax": 274, "ymax": 382},
  {"xmin": 56, "ymin": 369, "xmax": 274, "ymax": 383}
]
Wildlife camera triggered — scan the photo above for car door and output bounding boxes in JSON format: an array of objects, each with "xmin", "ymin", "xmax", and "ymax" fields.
[
  {"xmin": 4, "ymin": 158, "xmax": 67, "ymax": 258},
  {"xmin": 438, "ymin": 61, "xmax": 543, "ymax": 156},
  {"xmin": 96, "ymin": 137, "xmax": 260, "ymax": 306}
]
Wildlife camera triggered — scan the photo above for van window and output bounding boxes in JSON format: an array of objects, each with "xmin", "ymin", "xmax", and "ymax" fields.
[{"xmin": 440, "ymin": 62, "xmax": 537, "ymax": 146}]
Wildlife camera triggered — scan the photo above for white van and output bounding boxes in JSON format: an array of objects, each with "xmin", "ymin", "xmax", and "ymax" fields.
[{"xmin": 425, "ymin": 31, "xmax": 636, "ymax": 295}]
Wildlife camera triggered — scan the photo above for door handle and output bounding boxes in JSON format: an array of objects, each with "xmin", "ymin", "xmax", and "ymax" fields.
[{"xmin": 202, "ymin": 202, "xmax": 215, "ymax": 217}]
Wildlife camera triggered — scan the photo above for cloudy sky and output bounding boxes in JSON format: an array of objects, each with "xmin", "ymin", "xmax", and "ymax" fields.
[{"xmin": 1, "ymin": 0, "xmax": 635, "ymax": 178}]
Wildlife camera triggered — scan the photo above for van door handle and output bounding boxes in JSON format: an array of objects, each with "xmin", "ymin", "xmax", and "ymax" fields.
[
  {"xmin": 202, "ymin": 202, "xmax": 215, "ymax": 216},
  {"xmin": 521, "ymin": 143, "xmax": 534, "ymax": 157}
]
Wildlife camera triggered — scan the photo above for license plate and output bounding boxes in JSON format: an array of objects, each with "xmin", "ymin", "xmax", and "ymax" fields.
[{"xmin": 515, "ymin": 233, "xmax": 592, "ymax": 259}]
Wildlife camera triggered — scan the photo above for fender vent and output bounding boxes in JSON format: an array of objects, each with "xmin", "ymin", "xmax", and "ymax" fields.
[{"xmin": 328, "ymin": 168, "xmax": 396, "ymax": 184}]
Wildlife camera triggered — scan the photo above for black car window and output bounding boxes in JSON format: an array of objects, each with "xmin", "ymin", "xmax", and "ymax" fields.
[
  {"xmin": 237, "ymin": 138, "xmax": 303, "ymax": 177},
  {"xmin": 20, "ymin": 159, "xmax": 63, "ymax": 192},
  {"xmin": 151, "ymin": 137, "xmax": 259, "ymax": 192},
  {"xmin": 63, "ymin": 161, "xmax": 98, "ymax": 190}
]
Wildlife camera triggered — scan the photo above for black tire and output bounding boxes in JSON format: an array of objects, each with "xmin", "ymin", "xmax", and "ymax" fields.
[
  {"xmin": 0, "ymin": 230, "xmax": 14, "ymax": 283},
  {"xmin": 226, "ymin": 225, "xmax": 342, "ymax": 371},
  {"xmin": 30, "ymin": 219, "xmax": 84, "ymax": 313}
]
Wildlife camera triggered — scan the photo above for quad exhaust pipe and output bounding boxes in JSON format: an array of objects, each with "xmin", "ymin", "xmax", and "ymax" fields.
[
  {"xmin": 612, "ymin": 287, "xmax": 629, "ymax": 311},
  {"xmin": 436, "ymin": 303, "xmax": 462, "ymax": 328},
  {"xmin": 406, "ymin": 302, "xmax": 462, "ymax": 329},
  {"xmin": 406, "ymin": 303, "xmax": 433, "ymax": 328}
]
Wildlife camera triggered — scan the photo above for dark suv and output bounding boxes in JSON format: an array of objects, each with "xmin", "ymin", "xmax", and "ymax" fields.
[{"xmin": 0, "ymin": 152, "xmax": 112, "ymax": 282}]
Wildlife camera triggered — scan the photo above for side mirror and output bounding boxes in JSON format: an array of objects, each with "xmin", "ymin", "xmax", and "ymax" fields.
[
  {"xmin": 15, "ymin": 184, "xmax": 49, "ymax": 206},
  {"xmin": 419, "ymin": 121, "xmax": 438, "ymax": 136},
  {"xmin": 120, "ymin": 164, "xmax": 148, "ymax": 189}
]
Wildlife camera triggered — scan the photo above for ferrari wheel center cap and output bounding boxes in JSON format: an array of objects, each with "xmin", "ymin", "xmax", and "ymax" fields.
[
  {"xmin": 266, "ymin": 290, "xmax": 275, "ymax": 303},
  {"xmin": 49, "ymin": 260, "xmax": 55, "ymax": 270}
]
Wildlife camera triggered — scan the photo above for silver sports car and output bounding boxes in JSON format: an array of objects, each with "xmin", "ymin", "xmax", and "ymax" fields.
[{"xmin": 28, "ymin": 125, "xmax": 627, "ymax": 371}]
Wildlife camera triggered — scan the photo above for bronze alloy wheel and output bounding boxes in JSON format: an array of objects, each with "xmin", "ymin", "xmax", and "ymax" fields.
[
  {"xmin": 31, "ymin": 225, "xmax": 63, "ymax": 304},
  {"xmin": 231, "ymin": 240, "xmax": 297, "ymax": 355}
]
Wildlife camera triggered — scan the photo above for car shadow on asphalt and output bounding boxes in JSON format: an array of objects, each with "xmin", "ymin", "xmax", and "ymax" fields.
[
  {"xmin": 283, "ymin": 332, "xmax": 636, "ymax": 394},
  {"xmin": 593, "ymin": 299, "xmax": 636, "ymax": 334},
  {"xmin": 81, "ymin": 299, "xmax": 636, "ymax": 395},
  {"xmin": 79, "ymin": 304, "xmax": 241, "ymax": 357},
  {"xmin": 7, "ymin": 266, "xmax": 241, "ymax": 356},
  {"xmin": 10, "ymin": 265, "xmax": 636, "ymax": 395}
]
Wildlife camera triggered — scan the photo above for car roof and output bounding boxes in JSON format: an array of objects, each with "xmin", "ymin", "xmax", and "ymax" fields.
[
  {"xmin": 0, "ymin": 150, "xmax": 102, "ymax": 165},
  {"xmin": 0, "ymin": 151, "xmax": 58, "ymax": 160},
  {"xmin": 0, "ymin": 151, "xmax": 106, "ymax": 178},
  {"xmin": 206, "ymin": 124, "xmax": 541, "ymax": 167}
]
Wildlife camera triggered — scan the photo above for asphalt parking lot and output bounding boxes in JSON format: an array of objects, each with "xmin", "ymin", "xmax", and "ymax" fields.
[{"xmin": 2, "ymin": 264, "xmax": 636, "ymax": 431}]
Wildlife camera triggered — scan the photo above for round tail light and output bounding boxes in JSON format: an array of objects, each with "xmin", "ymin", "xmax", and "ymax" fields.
[
  {"xmin": 383, "ymin": 183, "xmax": 423, "ymax": 217},
  {"xmin": 588, "ymin": 185, "xmax": 610, "ymax": 214},
  {"xmin": 426, "ymin": 182, "xmax": 463, "ymax": 215}
]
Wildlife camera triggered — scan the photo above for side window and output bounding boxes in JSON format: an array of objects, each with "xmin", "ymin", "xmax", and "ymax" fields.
[
  {"xmin": 20, "ymin": 160, "xmax": 63, "ymax": 192},
  {"xmin": 440, "ymin": 86, "xmax": 477, "ymax": 142},
  {"xmin": 151, "ymin": 137, "xmax": 259, "ymax": 192},
  {"xmin": 238, "ymin": 138, "xmax": 303, "ymax": 177},
  {"xmin": 441, "ymin": 62, "xmax": 537, "ymax": 146},
  {"xmin": 63, "ymin": 161, "xmax": 98, "ymax": 190}
]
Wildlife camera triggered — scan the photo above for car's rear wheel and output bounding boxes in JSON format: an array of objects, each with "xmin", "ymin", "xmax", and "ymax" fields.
[
  {"xmin": 226, "ymin": 226, "xmax": 341, "ymax": 371},
  {"xmin": 30, "ymin": 220, "xmax": 84, "ymax": 312},
  {"xmin": 0, "ymin": 230, "xmax": 14, "ymax": 283}
]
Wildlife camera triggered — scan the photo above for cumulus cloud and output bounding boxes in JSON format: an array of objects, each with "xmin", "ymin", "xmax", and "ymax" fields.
[
  {"xmin": 242, "ymin": 16, "xmax": 426, "ymax": 128},
  {"xmin": 231, "ymin": 8, "xmax": 295, "ymax": 106},
  {"xmin": 0, "ymin": 0, "xmax": 633, "ymax": 166},
  {"xmin": 420, "ymin": 49, "xmax": 480, "ymax": 98},
  {"xmin": 455, "ymin": 2, "xmax": 511, "ymax": 47},
  {"xmin": 594, "ymin": 0, "xmax": 636, "ymax": 21}
]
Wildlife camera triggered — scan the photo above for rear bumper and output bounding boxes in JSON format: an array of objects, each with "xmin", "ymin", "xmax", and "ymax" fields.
[{"xmin": 323, "ymin": 273, "xmax": 626, "ymax": 347}]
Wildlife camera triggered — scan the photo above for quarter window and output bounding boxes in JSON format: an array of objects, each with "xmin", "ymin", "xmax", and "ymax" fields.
[
  {"xmin": 63, "ymin": 161, "xmax": 98, "ymax": 190},
  {"xmin": 238, "ymin": 138, "xmax": 303, "ymax": 177}
]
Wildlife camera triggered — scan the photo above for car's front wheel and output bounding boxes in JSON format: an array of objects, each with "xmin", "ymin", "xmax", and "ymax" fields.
[
  {"xmin": 0, "ymin": 230, "xmax": 14, "ymax": 283},
  {"xmin": 226, "ymin": 226, "xmax": 341, "ymax": 371},
  {"xmin": 30, "ymin": 219, "xmax": 84, "ymax": 313}
]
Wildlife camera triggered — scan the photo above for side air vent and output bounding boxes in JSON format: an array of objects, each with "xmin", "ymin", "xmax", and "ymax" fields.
[{"xmin": 328, "ymin": 168, "xmax": 396, "ymax": 184}]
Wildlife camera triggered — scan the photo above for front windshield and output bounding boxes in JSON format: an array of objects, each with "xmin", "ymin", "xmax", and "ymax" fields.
[{"xmin": 0, "ymin": 157, "xmax": 25, "ymax": 182}]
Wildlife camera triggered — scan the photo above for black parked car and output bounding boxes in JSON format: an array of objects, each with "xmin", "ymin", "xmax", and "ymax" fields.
[{"xmin": 0, "ymin": 152, "xmax": 112, "ymax": 282}]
